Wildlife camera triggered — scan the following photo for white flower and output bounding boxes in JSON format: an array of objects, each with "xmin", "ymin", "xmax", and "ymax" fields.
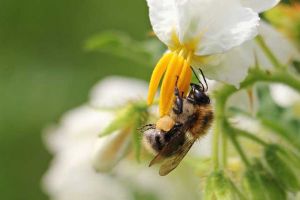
[
  {"xmin": 42, "ymin": 105, "xmax": 133, "ymax": 200},
  {"xmin": 270, "ymin": 84, "xmax": 300, "ymax": 107},
  {"xmin": 146, "ymin": 0, "xmax": 260, "ymax": 116},
  {"xmin": 42, "ymin": 77, "xmax": 146, "ymax": 200},
  {"xmin": 204, "ymin": 1, "xmax": 300, "ymax": 87},
  {"xmin": 42, "ymin": 76, "xmax": 201, "ymax": 200}
]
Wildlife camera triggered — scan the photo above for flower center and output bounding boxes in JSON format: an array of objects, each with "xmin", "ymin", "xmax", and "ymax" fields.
[{"xmin": 147, "ymin": 45, "xmax": 194, "ymax": 116}]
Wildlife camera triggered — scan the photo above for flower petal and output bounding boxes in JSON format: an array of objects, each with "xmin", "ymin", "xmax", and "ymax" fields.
[
  {"xmin": 195, "ymin": 41, "xmax": 254, "ymax": 87},
  {"xmin": 254, "ymin": 22, "xmax": 300, "ymax": 70},
  {"xmin": 89, "ymin": 76, "xmax": 148, "ymax": 108},
  {"xmin": 241, "ymin": 0, "xmax": 280, "ymax": 13},
  {"xmin": 92, "ymin": 129, "xmax": 131, "ymax": 172},
  {"xmin": 174, "ymin": 0, "xmax": 259, "ymax": 55},
  {"xmin": 146, "ymin": 0, "xmax": 177, "ymax": 48},
  {"xmin": 270, "ymin": 84, "xmax": 300, "ymax": 107}
]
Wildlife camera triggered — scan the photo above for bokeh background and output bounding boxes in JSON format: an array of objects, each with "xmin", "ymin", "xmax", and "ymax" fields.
[
  {"xmin": 0, "ymin": 1, "xmax": 152, "ymax": 199},
  {"xmin": 0, "ymin": 0, "xmax": 297, "ymax": 200}
]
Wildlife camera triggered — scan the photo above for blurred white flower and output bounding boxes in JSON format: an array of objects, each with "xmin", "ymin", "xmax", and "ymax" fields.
[
  {"xmin": 42, "ymin": 76, "xmax": 202, "ymax": 200},
  {"xmin": 270, "ymin": 83, "xmax": 300, "ymax": 107},
  {"xmin": 146, "ymin": 0, "xmax": 260, "ymax": 115},
  {"xmin": 43, "ymin": 105, "xmax": 133, "ymax": 200}
]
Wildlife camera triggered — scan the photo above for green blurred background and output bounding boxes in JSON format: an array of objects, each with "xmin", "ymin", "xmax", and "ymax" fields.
[{"xmin": 0, "ymin": 0, "xmax": 152, "ymax": 199}]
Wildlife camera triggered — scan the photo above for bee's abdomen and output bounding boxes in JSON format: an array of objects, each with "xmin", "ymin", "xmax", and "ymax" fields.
[
  {"xmin": 190, "ymin": 106, "xmax": 213, "ymax": 137},
  {"xmin": 143, "ymin": 128, "xmax": 169, "ymax": 154}
]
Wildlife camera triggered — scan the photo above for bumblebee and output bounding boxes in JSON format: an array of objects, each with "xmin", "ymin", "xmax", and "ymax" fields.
[{"xmin": 142, "ymin": 69, "xmax": 213, "ymax": 176}]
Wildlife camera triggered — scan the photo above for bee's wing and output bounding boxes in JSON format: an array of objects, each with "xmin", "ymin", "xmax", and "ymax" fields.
[
  {"xmin": 149, "ymin": 125, "xmax": 186, "ymax": 167},
  {"xmin": 159, "ymin": 135, "xmax": 196, "ymax": 176}
]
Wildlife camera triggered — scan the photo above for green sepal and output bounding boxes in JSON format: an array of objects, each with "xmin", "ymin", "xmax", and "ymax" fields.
[
  {"xmin": 131, "ymin": 101, "xmax": 149, "ymax": 162},
  {"xmin": 132, "ymin": 107, "xmax": 149, "ymax": 162},
  {"xmin": 99, "ymin": 105, "xmax": 134, "ymax": 137}
]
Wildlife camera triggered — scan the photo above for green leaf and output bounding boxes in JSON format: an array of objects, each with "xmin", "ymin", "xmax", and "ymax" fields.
[
  {"xmin": 252, "ymin": 159, "xmax": 287, "ymax": 200},
  {"xmin": 85, "ymin": 31, "xmax": 163, "ymax": 66},
  {"xmin": 242, "ymin": 169, "xmax": 266, "ymax": 200},
  {"xmin": 265, "ymin": 145, "xmax": 300, "ymax": 192}
]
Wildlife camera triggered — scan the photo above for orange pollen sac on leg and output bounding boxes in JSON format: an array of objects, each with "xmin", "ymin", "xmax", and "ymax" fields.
[{"xmin": 147, "ymin": 50, "xmax": 192, "ymax": 117}]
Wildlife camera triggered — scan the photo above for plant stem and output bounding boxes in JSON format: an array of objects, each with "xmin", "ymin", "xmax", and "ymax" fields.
[
  {"xmin": 255, "ymin": 35, "xmax": 282, "ymax": 69},
  {"xmin": 212, "ymin": 122, "xmax": 220, "ymax": 170},
  {"xmin": 212, "ymin": 67, "xmax": 300, "ymax": 168},
  {"xmin": 234, "ymin": 128, "xmax": 268, "ymax": 146},
  {"xmin": 225, "ymin": 123, "xmax": 251, "ymax": 167},
  {"xmin": 221, "ymin": 132, "xmax": 228, "ymax": 168},
  {"xmin": 229, "ymin": 133, "xmax": 251, "ymax": 167}
]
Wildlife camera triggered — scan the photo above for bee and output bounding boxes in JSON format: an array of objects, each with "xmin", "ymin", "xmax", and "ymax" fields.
[{"xmin": 142, "ymin": 68, "xmax": 213, "ymax": 176}]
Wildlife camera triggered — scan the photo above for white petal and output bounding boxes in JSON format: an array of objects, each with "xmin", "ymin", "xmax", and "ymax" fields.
[
  {"xmin": 255, "ymin": 22, "xmax": 300, "ymax": 70},
  {"xmin": 116, "ymin": 161, "xmax": 202, "ymax": 200},
  {"xmin": 270, "ymin": 84, "xmax": 300, "ymax": 107},
  {"xmin": 175, "ymin": 0, "xmax": 259, "ymax": 55},
  {"xmin": 43, "ymin": 105, "xmax": 113, "ymax": 154},
  {"xmin": 146, "ymin": 0, "xmax": 177, "ymax": 48},
  {"xmin": 241, "ymin": 0, "xmax": 280, "ymax": 13},
  {"xmin": 89, "ymin": 76, "xmax": 148, "ymax": 108},
  {"xmin": 92, "ymin": 130, "xmax": 131, "ymax": 172},
  {"xmin": 42, "ymin": 142, "xmax": 132, "ymax": 200},
  {"xmin": 196, "ymin": 41, "xmax": 254, "ymax": 87}
]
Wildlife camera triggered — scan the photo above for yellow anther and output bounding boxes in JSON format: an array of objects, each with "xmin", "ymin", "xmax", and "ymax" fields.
[
  {"xmin": 160, "ymin": 53, "xmax": 184, "ymax": 116},
  {"xmin": 147, "ymin": 53, "xmax": 173, "ymax": 105}
]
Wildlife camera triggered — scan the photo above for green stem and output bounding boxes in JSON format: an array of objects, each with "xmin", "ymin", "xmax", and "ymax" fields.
[
  {"xmin": 212, "ymin": 123, "xmax": 220, "ymax": 170},
  {"xmin": 230, "ymin": 134, "xmax": 251, "ymax": 167},
  {"xmin": 234, "ymin": 128, "xmax": 268, "ymax": 146},
  {"xmin": 260, "ymin": 118, "xmax": 300, "ymax": 150},
  {"xmin": 255, "ymin": 35, "xmax": 282, "ymax": 69},
  {"xmin": 221, "ymin": 132, "xmax": 228, "ymax": 168},
  {"xmin": 212, "ymin": 68, "xmax": 300, "ymax": 168},
  {"xmin": 242, "ymin": 67, "xmax": 300, "ymax": 92},
  {"xmin": 225, "ymin": 123, "xmax": 251, "ymax": 167}
]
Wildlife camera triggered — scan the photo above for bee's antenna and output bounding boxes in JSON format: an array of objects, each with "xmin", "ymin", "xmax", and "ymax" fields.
[
  {"xmin": 190, "ymin": 66, "xmax": 205, "ymax": 92},
  {"xmin": 198, "ymin": 68, "xmax": 208, "ymax": 92}
]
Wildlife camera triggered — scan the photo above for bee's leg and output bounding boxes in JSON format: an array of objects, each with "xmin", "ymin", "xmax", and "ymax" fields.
[
  {"xmin": 173, "ymin": 77, "xmax": 183, "ymax": 114},
  {"xmin": 138, "ymin": 124, "xmax": 155, "ymax": 132}
]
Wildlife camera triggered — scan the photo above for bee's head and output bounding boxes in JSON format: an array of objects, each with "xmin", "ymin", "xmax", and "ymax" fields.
[{"xmin": 187, "ymin": 83, "xmax": 210, "ymax": 105}]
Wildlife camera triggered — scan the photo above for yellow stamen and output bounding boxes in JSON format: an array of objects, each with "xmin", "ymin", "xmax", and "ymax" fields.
[
  {"xmin": 178, "ymin": 52, "xmax": 192, "ymax": 91},
  {"xmin": 159, "ymin": 52, "xmax": 183, "ymax": 116},
  {"xmin": 182, "ymin": 66, "xmax": 192, "ymax": 95},
  {"xmin": 147, "ymin": 53, "xmax": 173, "ymax": 105},
  {"xmin": 147, "ymin": 32, "xmax": 200, "ymax": 116},
  {"xmin": 161, "ymin": 54, "xmax": 184, "ymax": 116}
]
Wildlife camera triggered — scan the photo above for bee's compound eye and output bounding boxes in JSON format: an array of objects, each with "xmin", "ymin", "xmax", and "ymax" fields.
[{"xmin": 156, "ymin": 115, "xmax": 175, "ymax": 132}]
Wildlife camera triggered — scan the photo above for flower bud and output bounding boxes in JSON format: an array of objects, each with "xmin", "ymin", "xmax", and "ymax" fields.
[
  {"xmin": 204, "ymin": 171, "xmax": 238, "ymax": 200},
  {"xmin": 93, "ymin": 101, "xmax": 149, "ymax": 171},
  {"xmin": 92, "ymin": 128, "xmax": 132, "ymax": 172}
]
